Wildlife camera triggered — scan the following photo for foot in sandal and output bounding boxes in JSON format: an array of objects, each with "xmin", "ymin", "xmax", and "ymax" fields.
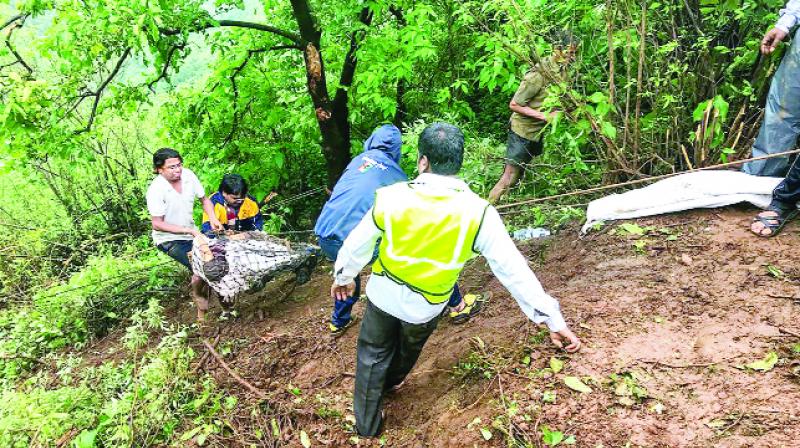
[{"xmin": 751, "ymin": 207, "xmax": 799, "ymax": 237}]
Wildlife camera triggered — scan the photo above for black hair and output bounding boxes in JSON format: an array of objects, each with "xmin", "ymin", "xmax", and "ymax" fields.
[
  {"xmin": 219, "ymin": 174, "xmax": 248, "ymax": 197},
  {"xmin": 418, "ymin": 122, "xmax": 464, "ymax": 175},
  {"xmin": 152, "ymin": 147, "xmax": 182, "ymax": 173}
]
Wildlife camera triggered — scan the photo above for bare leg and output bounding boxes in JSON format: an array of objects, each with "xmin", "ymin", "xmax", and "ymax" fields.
[
  {"xmin": 488, "ymin": 164, "xmax": 523, "ymax": 204},
  {"xmin": 190, "ymin": 275, "xmax": 210, "ymax": 322}
]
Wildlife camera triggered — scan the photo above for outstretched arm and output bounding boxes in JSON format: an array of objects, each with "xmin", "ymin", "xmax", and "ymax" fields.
[{"xmin": 475, "ymin": 206, "xmax": 581, "ymax": 352}]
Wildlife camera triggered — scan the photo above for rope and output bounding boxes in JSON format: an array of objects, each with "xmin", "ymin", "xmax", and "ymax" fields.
[
  {"xmin": 272, "ymin": 229, "xmax": 314, "ymax": 236},
  {"xmin": 263, "ymin": 186, "xmax": 326, "ymax": 210},
  {"xmin": 496, "ymin": 149, "xmax": 800, "ymax": 211}
]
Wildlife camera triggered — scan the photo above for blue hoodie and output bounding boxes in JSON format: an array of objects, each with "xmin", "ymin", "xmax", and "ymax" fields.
[{"xmin": 314, "ymin": 124, "xmax": 408, "ymax": 241}]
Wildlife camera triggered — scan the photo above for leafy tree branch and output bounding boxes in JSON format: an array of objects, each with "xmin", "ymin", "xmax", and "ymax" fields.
[
  {"xmin": 74, "ymin": 47, "xmax": 132, "ymax": 135},
  {"xmin": 148, "ymin": 43, "xmax": 186, "ymax": 92}
]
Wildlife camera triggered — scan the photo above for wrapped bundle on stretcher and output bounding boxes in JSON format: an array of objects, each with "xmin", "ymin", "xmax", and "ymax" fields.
[{"xmin": 191, "ymin": 231, "xmax": 319, "ymax": 303}]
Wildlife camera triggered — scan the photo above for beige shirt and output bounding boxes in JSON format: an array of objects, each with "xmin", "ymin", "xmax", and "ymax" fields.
[{"xmin": 509, "ymin": 57, "xmax": 561, "ymax": 142}]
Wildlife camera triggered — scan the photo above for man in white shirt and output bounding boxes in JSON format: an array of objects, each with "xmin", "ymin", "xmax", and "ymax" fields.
[
  {"xmin": 743, "ymin": 0, "xmax": 800, "ymax": 176},
  {"xmin": 331, "ymin": 123, "xmax": 581, "ymax": 437},
  {"xmin": 146, "ymin": 148, "xmax": 222, "ymax": 321}
]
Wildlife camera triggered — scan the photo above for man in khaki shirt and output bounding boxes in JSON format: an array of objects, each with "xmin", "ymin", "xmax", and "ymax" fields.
[{"xmin": 489, "ymin": 38, "xmax": 576, "ymax": 203}]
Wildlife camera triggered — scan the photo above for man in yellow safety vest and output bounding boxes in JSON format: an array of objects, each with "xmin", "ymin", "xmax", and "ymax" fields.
[{"xmin": 331, "ymin": 122, "xmax": 582, "ymax": 437}]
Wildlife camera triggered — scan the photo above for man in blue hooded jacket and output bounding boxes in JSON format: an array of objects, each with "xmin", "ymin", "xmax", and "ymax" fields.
[{"xmin": 315, "ymin": 124, "xmax": 410, "ymax": 335}]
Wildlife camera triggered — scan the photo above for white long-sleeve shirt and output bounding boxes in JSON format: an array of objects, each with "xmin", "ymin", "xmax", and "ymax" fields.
[
  {"xmin": 333, "ymin": 173, "xmax": 567, "ymax": 332},
  {"xmin": 776, "ymin": 1, "xmax": 800, "ymax": 33}
]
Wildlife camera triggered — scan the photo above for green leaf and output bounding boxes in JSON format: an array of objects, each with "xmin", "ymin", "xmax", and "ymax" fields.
[
  {"xmin": 712, "ymin": 95, "xmax": 729, "ymax": 120},
  {"xmin": 549, "ymin": 357, "xmax": 564, "ymax": 373},
  {"xmin": 618, "ymin": 223, "xmax": 645, "ymax": 236},
  {"xmin": 300, "ymin": 430, "xmax": 311, "ymax": 448},
  {"xmin": 745, "ymin": 352, "xmax": 778, "ymax": 372},
  {"xmin": 480, "ymin": 428, "xmax": 493, "ymax": 440},
  {"xmin": 587, "ymin": 92, "xmax": 606, "ymax": 103},
  {"xmin": 541, "ymin": 425, "xmax": 564, "ymax": 445},
  {"xmin": 73, "ymin": 429, "xmax": 97, "ymax": 448},
  {"xmin": 271, "ymin": 418, "xmax": 280, "ymax": 437},
  {"xmin": 765, "ymin": 264, "xmax": 784, "ymax": 279},
  {"xmin": 693, "ymin": 99, "xmax": 711, "ymax": 122},
  {"xmin": 601, "ymin": 121, "xmax": 617, "ymax": 139},
  {"xmin": 180, "ymin": 426, "xmax": 203, "ymax": 441},
  {"xmin": 563, "ymin": 376, "xmax": 592, "ymax": 393}
]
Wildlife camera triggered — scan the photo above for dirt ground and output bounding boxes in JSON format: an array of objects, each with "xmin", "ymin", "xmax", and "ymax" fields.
[{"xmin": 162, "ymin": 207, "xmax": 800, "ymax": 447}]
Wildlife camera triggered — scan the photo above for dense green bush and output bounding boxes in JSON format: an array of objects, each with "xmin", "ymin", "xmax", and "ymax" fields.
[
  {"xmin": 0, "ymin": 242, "xmax": 181, "ymax": 382},
  {"xmin": 0, "ymin": 301, "xmax": 226, "ymax": 447}
]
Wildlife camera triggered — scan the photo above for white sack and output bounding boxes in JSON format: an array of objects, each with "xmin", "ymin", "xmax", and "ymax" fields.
[{"xmin": 582, "ymin": 170, "xmax": 782, "ymax": 233}]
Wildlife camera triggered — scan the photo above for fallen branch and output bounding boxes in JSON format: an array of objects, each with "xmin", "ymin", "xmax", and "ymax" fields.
[
  {"xmin": 767, "ymin": 293, "xmax": 800, "ymax": 303},
  {"xmin": 637, "ymin": 358, "xmax": 728, "ymax": 369},
  {"xmin": 456, "ymin": 375, "xmax": 499, "ymax": 414},
  {"xmin": 202, "ymin": 338, "xmax": 267, "ymax": 399},
  {"xmin": 192, "ymin": 334, "xmax": 220, "ymax": 373},
  {"xmin": 779, "ymin": 327, "xmax": 800, "ymax": 338}
]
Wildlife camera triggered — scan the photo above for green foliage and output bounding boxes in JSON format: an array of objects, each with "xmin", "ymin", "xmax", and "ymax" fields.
[
  {"xmin": 453, "ymin": 349, "xmax": 498, "ymax": 381},
  {"xmin": 0, "ymin": 243, "xmax": 180, "ymax": 382},
  {"xmin": 745, "ymin": 351, "xmax": 779, "ymax": 372},
  {"xmin": 0, "ymin": 302, "xmax": 224, "ymax": 447},
  {"xmin": 609, "ymin": 371, "xmax": 649, "ymax": 406},
  {"xmin": 541, "ymin": 425, "xmax": 576, "ymax": 446}
]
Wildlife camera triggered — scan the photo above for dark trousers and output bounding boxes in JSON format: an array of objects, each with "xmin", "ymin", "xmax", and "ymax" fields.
[
  {"xmin": 318, "ymin": 236, "xmax": 364, "ymax": 327},
  {"xmin": 772, "ymin": 156, "xmax": 800, "ymax": 209},
  {"xmin": 157, "ymin": 239, "xmax": 193, "ymax": 270},
  {"xmin": 354, "ymin": 300, "xmax": 441, "ymax": 436}
]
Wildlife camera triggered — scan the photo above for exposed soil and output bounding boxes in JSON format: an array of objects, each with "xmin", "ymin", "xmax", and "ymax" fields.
[{"xmin": 91, "ymin": 207, "xmax": 800, "ymax": 447}]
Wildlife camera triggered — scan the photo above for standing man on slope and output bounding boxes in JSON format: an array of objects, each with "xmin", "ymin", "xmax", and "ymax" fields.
[
  {"xmin": 743, "ymin": 1, "xmax": 800, "ymax": 177},
  {"xmin": 331, "ymin": 122, "xmax": 582, "ymax": 437},
  {"xmin": 146, "ymin": 148, "xmax": 223, "ymax": 321},
  {"xmin": 488, "ymin": 35, "xmax": 576, "ymax": 204},
  {"xmin": 315, "ymin": 124, "xmax": 410, "ymax": 335}
]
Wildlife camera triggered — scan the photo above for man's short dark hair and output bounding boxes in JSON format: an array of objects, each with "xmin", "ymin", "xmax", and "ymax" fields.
[
  {"xmin": 219, "ymin": 174, "xmax": 248, "ymax": 197},
  {"xmin": 418, "ymin": 122, "xmax": 464, "ymax": 176},
  {"xmin": 153, "ymin": 147, "xmax": 182, "ymax": 172}
]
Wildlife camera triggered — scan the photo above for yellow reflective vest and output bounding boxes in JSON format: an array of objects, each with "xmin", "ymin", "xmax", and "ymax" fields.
[{"xmin": 371, "ymin": 180, "xmax": 489, "ymax": 304}]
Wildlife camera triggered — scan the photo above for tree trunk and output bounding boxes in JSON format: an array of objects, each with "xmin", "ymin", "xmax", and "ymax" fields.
[
  {"xmin": 299, "ymin": 40, "xmax": 351, "ymax": 188},
  {"xmin": 290, "ymin": 0, "xmax": 359, "ymax": 188}
]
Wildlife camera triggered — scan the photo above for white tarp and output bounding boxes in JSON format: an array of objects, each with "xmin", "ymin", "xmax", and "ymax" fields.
[{"xmin": 582, "ymin": 170, "xmax": 782, "ymax": 233}]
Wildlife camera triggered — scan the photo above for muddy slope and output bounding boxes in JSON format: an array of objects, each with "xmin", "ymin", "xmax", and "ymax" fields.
[{"xmin": 168, "ymin": 207, "xmax": 800, "ymax": 447}]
